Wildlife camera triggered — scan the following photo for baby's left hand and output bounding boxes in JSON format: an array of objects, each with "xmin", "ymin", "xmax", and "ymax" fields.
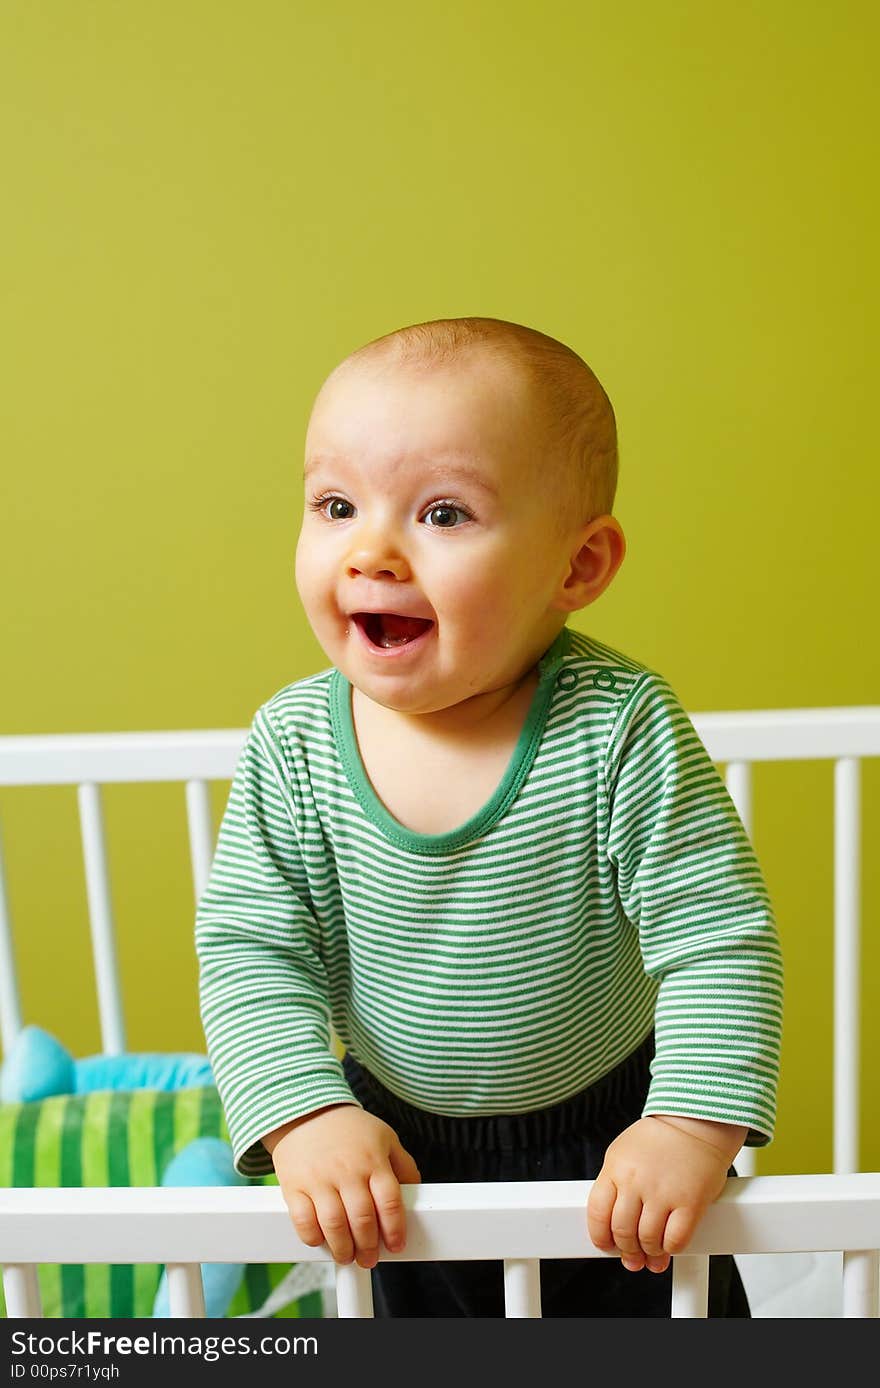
[{"xmin": 587, "ymin": 1115, "xmax": 747, "ymax": 1273}]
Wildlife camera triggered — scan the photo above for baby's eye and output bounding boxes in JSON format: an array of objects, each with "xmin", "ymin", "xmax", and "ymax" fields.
[
  {"xmin": 309, "ymin": 494, "xmax": 354, "ymax": 521},
  {"xmin": 422, "ymin": 501, "xmax": 472, "ymax": 529}
]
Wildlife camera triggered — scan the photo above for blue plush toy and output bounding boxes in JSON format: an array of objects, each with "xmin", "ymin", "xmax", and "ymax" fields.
[
  {"xmin": 0, "ymin": 1025, "xmax": 249, "ymax": 1317},
  {"xmin": 0, "ymin": 1024, "xmax": 214, "ymax": 1102}
]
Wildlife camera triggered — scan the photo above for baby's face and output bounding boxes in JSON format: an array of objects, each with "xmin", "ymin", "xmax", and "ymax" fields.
[{"xmin": 295, "ymin": 355, "xmax": 575, "ymax": 717}]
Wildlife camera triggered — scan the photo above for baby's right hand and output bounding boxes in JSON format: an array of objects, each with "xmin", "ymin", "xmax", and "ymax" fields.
[{"xmin": 262, "ymin": 1104, "xmax": 421, "ymax": 1269}]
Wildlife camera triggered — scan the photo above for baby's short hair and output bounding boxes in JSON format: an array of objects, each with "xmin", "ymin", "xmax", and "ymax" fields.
[{"xmin": 337, "ymin": 316, "xmax": 618, "ymax": 533}]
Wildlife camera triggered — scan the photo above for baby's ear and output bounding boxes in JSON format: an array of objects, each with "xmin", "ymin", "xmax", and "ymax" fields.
[{"xmin": 557, "ymin": 517, "xmax": 626, "ymax": 613}]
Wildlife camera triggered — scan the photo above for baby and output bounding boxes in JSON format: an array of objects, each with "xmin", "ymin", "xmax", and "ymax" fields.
[{"xmin": 196, "ymin": 316, "xmax": 783, "ymax": 1318}]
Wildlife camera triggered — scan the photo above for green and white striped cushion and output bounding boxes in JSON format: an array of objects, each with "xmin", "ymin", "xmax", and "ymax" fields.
[{"xmin": 0, "ymin": 1087, "xmax": 321, "ymax": 1319}]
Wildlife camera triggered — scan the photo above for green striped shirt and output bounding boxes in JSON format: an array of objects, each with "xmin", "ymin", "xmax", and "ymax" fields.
[{"xmin": 196, "ymin": 625, "xmax": 783, "ymax": 1177}]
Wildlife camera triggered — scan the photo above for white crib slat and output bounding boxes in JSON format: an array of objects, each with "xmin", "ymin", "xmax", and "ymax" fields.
[
  {"xmin": 724, "ymin": 760, "xmax": 757, "ymax": 1178},
  {"xmin": 724, "ymin": 761, "xmax": 753, "ymax": 839},
  {"xmin": 842, "ymin": 1249, "xmax": 879, "ymax": 1318},
  {"xmin": 670, "ymin": 1255, "xmax": 709, "ymax": 1317},
  {"xmin": 334, "ymin": 1263, "xmax": 374, "ymax": 1317},
  {"xmin": 165, "ymin": 1262, "xmax": 207, "ymax": 1317},
  {"xmin": 834, "ymin": 757, "xmax": 860, "ymax": 1175},
  {"xmin": 77, "ymin": 782, "xmax": 125, "ymax": 1054},
  {"xmin": 2, "ymin": 1264, "xmax": 42, "ymax": 1317},
  {"xmin": 503, "ymin": 1258, "xmax": 542, "ymax": 1316},
  {"xmin": 185, "ymin": 779, "xmax": 215, "ymax": 906},
  {"xmin": 0, "ymin": 818, "xmax": 23, "ymax": 1053}
]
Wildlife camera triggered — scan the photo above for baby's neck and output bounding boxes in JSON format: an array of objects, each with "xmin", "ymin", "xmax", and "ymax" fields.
[{"xmin": 355, "ymin": 665, "xmax": 539, "ymax": 745}]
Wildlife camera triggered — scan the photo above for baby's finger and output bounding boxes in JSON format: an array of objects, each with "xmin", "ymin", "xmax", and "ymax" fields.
[
  {"xmin": 662, "ymin": 1205, "xmax": 698, "ymax": 1256},
  {"xmin": 340, "ymin": 1183, "xmax": 380, "ymax": 1269},
  {"xmin": 286, "ymin": 1190, "xmax": 323, "ymax": 1248},
  {"xmin": 609, "ymin": 1190, "xmax": 644, "ymax": 1258},
  {"xmin": 312, "ymin": 1188, "xmax": 355, "ymax": 1265},
  {"xmin": 586, "ymin": 1173, "xmax": 617, "ymax": 1252},
  {"xmin": 637, "ymin": 1204, "xmax": 669, "ymax": 1260},
  {"xmin": 638, "ymin": 1204, "xmax": 671, "ymax": 1276},
  {"xmin": 638, "ymin": 1207, "xmax": 671, "ymax": 1274},
  {"xmin": 388, "ymin": 1138, "xmax": 421, "ymax": 1187},
  {"xmin": 369, "ymin": 1168, "xmax": 408, "ymax": 1253}
]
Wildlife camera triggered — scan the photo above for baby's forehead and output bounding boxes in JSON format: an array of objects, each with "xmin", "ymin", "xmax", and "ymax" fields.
[
  {"xmin": 331, "ymin": 352, "xmax": 544, "ymax": 433},
  {"xmin": 306, "ymin": 353, "xmax": 559, "ymax": 492},
  {"xmin": 345, "ymin": 337, "xmax": 528, "ymax": 387}
]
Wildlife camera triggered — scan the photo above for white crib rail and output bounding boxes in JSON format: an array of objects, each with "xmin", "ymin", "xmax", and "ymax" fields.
[{"xmin": 1, "ymin": 1176, "xmax": 879, "ymax": 1319}]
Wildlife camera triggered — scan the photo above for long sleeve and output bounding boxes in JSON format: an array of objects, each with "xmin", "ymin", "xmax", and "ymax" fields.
[
  {"xmin": 603, "ymin": 671, "xmax": 783, "ymax": 1145},
  {"xmin": 195, "ymin": 707, "xmax": 359, "ymax": 1176}
]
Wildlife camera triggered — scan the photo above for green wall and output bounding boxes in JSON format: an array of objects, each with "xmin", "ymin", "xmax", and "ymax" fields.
[{"xmin": 1, "ymin": 2, "xmax": 877, "ymax": 1175}]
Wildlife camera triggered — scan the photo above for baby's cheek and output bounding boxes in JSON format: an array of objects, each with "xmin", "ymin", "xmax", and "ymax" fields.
[{"xmin": 460, "ymin": 579, "xmax": 521, "ymax": 638}]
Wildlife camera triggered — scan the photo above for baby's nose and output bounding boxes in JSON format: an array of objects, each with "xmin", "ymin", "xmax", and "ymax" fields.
[{"xmin": 346, "ymin": 541, "xmax": 412, "ymax": 582}]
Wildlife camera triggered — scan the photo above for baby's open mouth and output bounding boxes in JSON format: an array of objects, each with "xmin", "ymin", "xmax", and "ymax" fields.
[{"xmin": 353, "ymin": 612, "xmax": 434, "ymax": 648}]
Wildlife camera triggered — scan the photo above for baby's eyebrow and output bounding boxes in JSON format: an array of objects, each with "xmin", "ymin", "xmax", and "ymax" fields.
[
  {"xmin": 303, "ymin": 454, "xmax": 498, "ymax": 496},
  {"xmin": 419, "ymin": 460, "xmax": 498, "ymax": 496}
]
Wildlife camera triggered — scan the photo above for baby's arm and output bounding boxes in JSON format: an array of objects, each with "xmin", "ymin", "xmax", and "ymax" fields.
[
  {"xmin": 587, "ymin": 1115, "xmax": 747, "ymax": 1273},
  {"xmin": 263, "ymin": 1104, "xmax": 421, "ymax": 1268},
  {"xmin": 597, "ymin": 671, "xmax": 782, "ymax": 1273}
]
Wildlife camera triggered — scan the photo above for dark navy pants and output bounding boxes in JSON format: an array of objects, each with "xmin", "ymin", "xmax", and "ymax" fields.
[{"xmin": 342, "ymin": 1033, "xmax": 751, "ymax": 1318}]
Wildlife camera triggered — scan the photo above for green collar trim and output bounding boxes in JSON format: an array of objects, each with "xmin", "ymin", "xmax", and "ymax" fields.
[{"xmin": 330, "ymin": 625, "xmax": 572, "ymax": 855}]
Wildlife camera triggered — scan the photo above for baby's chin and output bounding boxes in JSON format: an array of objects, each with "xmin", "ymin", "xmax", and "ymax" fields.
[
  {"xmin": 344, "ymin": 664, "xmax": 474, "ymax": 718},
  {"xmin": 351, "ymin": 679, "xmax": 456, "ymax": 717},
  {"xmin": 352, "ymin": 674, "xmax": 527, "ymax": 731}
]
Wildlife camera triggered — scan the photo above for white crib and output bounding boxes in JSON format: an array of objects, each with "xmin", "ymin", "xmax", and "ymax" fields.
[{"xmin": 0, "ymin": 708, "xmax": 878, "ymax": 1319}]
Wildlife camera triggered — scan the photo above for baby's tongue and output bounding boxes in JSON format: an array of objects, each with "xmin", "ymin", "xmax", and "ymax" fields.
[{"xmin": 378, "ymin": 613, "xmax": 430, "ymax": 646}]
